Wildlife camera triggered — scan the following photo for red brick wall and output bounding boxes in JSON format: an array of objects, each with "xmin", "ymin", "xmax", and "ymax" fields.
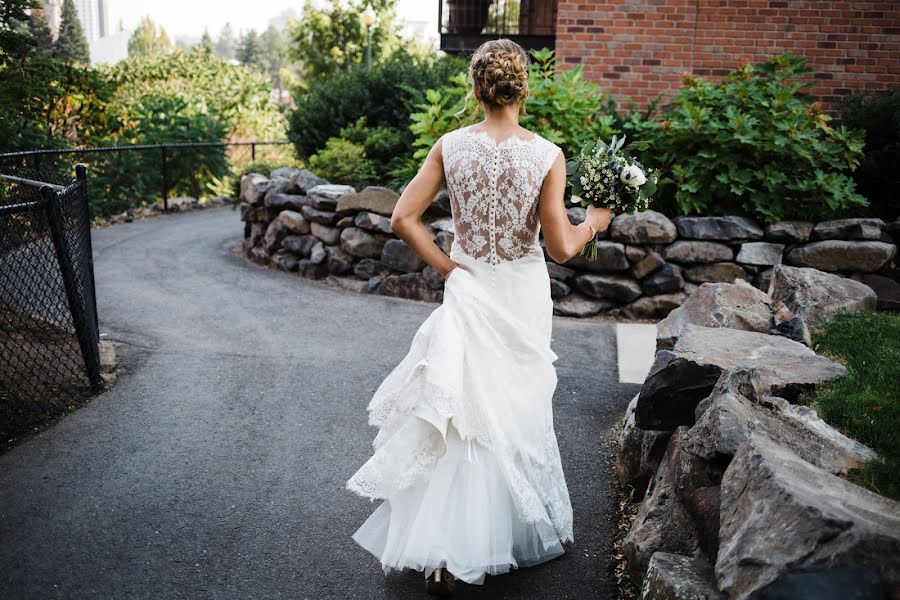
[{"xmin": 554, "ymin": 1, "xmax": 900, "ymax": 111}]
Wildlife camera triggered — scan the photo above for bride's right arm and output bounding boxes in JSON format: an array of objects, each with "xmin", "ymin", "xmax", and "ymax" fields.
[
  {"xmin": 390, "ymin": 138, "xmax": 459, "ymax": 279},
  {"xmin": 538, "ymin": 151, "xmax": 612, "ymax": 263}
]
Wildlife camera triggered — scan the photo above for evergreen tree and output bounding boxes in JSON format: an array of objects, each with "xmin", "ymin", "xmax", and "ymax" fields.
[
  {"xmin": 128, "ymin": 16, "xmax": 173, "ymax": 58},
  {"xmin": 28, "ymin": 9, "xmax": 54, "ymax": 54},
  {"xmin": 55, "ymin": 0, "xmax": 90, "ymax": 64},
  {"xmin": 236, "ymin": 29, "xmax": 261, "ymax": 67},
  {"xmin": 200, "ymin": 29, "xmax": 214, "ymax": 52},
  {"xmin": 215, "ymin": 23, "xmax": 236, "ymax": 60}
]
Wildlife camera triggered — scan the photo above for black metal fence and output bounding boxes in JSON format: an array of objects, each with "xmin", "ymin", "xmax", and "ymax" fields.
[
  {"xmin": 0, "ymin": 164, "xmax": 103, "ymax": 445},
  {"xmin": 0, "ymin": 141, "xmax": 292, "ymax": 215},
  {"xmin": 439, "ymin": 0, "xmax": 557, "ymax": 53}
]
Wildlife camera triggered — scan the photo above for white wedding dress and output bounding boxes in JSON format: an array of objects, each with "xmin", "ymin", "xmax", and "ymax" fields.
[{"xmin": 346, "ymin": 124, "xmax": 573, "ymax": 585}]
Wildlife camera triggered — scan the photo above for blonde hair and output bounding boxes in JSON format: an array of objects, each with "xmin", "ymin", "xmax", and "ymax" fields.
[{"xmin": 468, "ymin": 38, "xmax": 530, "ymax": 114}]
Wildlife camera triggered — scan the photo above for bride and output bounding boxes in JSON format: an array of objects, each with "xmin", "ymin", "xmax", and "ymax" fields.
[{"xmin": 346, "ymin": 38, "xmax": 613, "ymax": 596}]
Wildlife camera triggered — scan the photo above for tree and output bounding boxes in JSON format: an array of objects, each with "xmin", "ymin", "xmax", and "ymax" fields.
[
  {"xmin": 215, "ymin": 22, "xmax": 236, "ymax": 60},
  {"xmin": 28, "ymin": 8, "xmax": 54, "ymax": 54},
  {"xmin": 236, "ymin": 29, "xmax": 261, "ymax": 67},
  {"xmin": 289, "ymin": 0, "xmax": 403, "ymax": 81},
  {"xmin": 200, "ymin": 29, "xmax": 214, "ymax": 52},
  {"xmin": 55, "ymin": 0, "xmax": 90, "ymax": 64},
  {"xmin": 128, "ymin": 16, "xmax": 173, "ymax": 58}
]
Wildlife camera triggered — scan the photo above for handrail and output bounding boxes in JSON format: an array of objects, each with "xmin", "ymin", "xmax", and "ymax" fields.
[
  {"xmin": 0, "ymin": 174, "xmax": 65, "ymax": 191},
  {"xmin": 0, "ymin": 140, "xmax": 292, "ymax": 159}
]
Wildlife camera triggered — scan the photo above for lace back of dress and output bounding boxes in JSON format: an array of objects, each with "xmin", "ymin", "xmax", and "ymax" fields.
[{"xmin": 443, "ymin": 126, "xmax": 561, "ymax": 265}]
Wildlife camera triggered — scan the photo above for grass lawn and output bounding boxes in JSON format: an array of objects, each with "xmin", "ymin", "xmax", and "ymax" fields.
[{"xmin": 807, "ymin": 311, "xmax": 900, "ymax": 500}]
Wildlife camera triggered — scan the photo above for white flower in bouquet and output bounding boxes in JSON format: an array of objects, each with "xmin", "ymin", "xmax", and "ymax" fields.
[{"xmin": 620, "ymin": 165, "xmax": 647, "ymax": 188}]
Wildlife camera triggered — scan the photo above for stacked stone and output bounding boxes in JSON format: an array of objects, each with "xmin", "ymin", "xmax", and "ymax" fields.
[
  {"xmin": 240, "ymin": 167, "xmax": 899, "ymax": 317},
  {"xmin": 614, "ymin": 268, "xmax": 900, "ymax": 599},
  {"xmin": 239, "ymin": 168, "xmax": 452, "ymax": 302}
]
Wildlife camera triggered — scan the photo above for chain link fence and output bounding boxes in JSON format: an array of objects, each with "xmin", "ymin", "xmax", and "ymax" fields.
[{"xmin": 0, "ymin": 164, "xmax": 103, "ymax": 446}]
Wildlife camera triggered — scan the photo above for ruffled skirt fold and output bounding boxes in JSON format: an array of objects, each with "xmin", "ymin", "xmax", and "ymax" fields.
[{"xmin": 346, "ymin": 243, "xmax": 573, "ymax": 585}]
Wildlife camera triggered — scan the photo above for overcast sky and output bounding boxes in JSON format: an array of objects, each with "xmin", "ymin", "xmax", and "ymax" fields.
[{"xmin": 106, "ymin": 0, "xmax": 439, "ymax": 42}]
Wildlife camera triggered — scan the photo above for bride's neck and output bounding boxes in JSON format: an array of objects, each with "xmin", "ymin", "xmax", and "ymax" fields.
[{"xmin": 480, "ymin": 103, "xmax": 521, "ymax": 129}]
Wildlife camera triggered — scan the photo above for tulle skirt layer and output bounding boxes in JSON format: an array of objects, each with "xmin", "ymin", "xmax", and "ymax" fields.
[{"xmin": 346, "ymin": 242, "xmax": 573, "ymax": 585}]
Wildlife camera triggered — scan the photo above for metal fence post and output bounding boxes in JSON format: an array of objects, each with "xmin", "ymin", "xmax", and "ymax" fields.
[
  {"xmin": 161, "ymin": 146, "xmax": 169, "ymax": 211},
  {"xmin": 75, "ymin": 163, "xmax": 100, "ymax": 348},
  {"xmin": 251, "ymin": 142, "xmax": 256, "ymax": 162},
  {"xmin": 42, "ymin": 184, "xmax": 105, "ymax": 393}
]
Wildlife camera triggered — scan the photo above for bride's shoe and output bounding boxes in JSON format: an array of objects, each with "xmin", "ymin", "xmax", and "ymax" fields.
[{"xmin": 425, "ymin": 567, "xmax": 456, "ymax": 596}]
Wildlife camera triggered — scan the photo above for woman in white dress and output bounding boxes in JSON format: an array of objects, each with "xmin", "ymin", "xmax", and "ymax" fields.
[{"xmin": 346, "ymin": 38, "xmax": 613, "ymax": 596}]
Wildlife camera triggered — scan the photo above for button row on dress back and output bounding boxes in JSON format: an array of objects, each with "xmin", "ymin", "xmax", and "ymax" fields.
[{"xmin": 489, "ymin": 147, "xmax": 500, "ymax": 267}]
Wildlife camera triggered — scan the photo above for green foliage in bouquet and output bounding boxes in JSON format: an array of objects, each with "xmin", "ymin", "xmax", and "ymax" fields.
[
  {"xmin": 646, "ymin": 53, "xmax": 867, "ymax": 222},
  {"xmin": 400, "ymin": 49, "xmax": 638, "ymax": 189}
]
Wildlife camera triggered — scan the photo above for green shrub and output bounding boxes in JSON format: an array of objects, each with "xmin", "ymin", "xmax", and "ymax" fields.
[
  {"xmin": 338, "ymin": 116, "xmax": 408, "ymax": 188},
  {"xmin": 308, "ymin": 137, "xmax": 376, "ymax": 190},
  {"xmin": 398, "ymin": 48, "xmax": 654, "ymax": 192},
  {"xmin": 287, "ymin": 52, "xmax": 466, "ymax": 162},
  {"xmin": 647, "ymin": 53, "xmax": 867, "ymax": 222},
  {"xmin": 838, "ymin": 89, "xmax": 900, "ymax": 222},
  {"xmin": 807, "ymin": 311, "xmax": 900, "ymax": 500}
]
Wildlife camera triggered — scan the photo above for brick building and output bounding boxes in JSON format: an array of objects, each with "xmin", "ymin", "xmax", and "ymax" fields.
[{"xmin": 554, "ymin": 1, "xmax": 900, "ymax": 109}]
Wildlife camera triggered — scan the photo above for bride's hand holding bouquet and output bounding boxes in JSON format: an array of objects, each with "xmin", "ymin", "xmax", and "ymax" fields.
[{"xmin": 567, "ymin": 135, "xmax": 658, "ymax": 260}]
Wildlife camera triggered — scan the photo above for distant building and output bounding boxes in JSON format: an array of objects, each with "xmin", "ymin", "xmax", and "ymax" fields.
[{"xmin": 42, "ymin": 0, "xmax": 109, "ymax": 42}]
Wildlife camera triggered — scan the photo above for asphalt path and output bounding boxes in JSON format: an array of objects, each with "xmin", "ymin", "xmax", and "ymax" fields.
[{"xmin": 0, "ymin": 207, "xmax": 640, "ymax": 599}]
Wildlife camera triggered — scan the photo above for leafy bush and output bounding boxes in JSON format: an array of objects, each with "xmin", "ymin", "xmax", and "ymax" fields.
[
  {"xmin": 308, "ymin": 137, "xmax": 376, "ymax": 190},
  {"xmin": 287, "ymin": 52, "xmax": 466, "ymax": 163},
  {"xmin": 838, "ymin": 89, "xmax": 900, "ymax": 222},
  {"xmin": 338, "ymin": 116, "xmax": 408, "ymax": 187},
  {"xmin": 398, "ymin": 48, "xmax": 654, "ymax": 190},
  {"xmin": 647, "ymin": 53, "xmax": 867, "ymax": 222}
]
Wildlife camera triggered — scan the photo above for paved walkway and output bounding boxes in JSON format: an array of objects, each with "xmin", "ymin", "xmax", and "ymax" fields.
[{"xmin": 0, "ymin": 207, "xmax": 640, "ymax": 599}]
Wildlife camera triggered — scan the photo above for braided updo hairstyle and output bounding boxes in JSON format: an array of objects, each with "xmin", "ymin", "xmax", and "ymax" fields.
[{"xmin": 469, "ymin": 38, "xmax": 530, "ymax": 113}]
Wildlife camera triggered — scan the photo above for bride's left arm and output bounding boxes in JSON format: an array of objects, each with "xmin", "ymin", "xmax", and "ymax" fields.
[{"xmin": 390, "ymin": 138, "xmax": 458, "ymax": 279}]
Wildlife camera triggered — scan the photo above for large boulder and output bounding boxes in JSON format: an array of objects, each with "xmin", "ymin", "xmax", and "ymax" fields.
[
  {"xmin": 626, "ymin": 293, "xmax": 687, "ymax": 320},
  {"xmin": 310, "ymin": 222, "xmax": 341, "ymax": 245},
  {"xmin": 239, "ymin": 173, "xmax": 270, "ymax": 206},
  {"xmin": 854, "ymin": 273, "xmax": 900, "ymax": 311},
  {"xmin": 810, "ymin": 218, "xmax": 886, "ymax": 241},
  {"xmin": 552, "ymin": 293, "xmax": 612, "ymax": 317},
  {"xmin": 381, "ymin": 239, "xmax": 426, "ymax": 272},
  {"xmin": 674, "ymin": 216, "xmax": 764, "ymax": 242},
  {"xmin": 656, "ymin": 280, "xmax": 773, "ymax": 350},
  {"xmin": 277, "ymin": 210, "xmax": 310, "ymax": 235},
  {"xmin": 623, "ymin": 428, "xmax": 706, "ymax": 583},
  {"xmin": 736, "ymin": 242, "xmax": 784, "ymax": 266},
  {"xmin": 336, "ymin": 186, "xmax": 400, "ymax": 217},
  {"xmin": 609, "ymin": 210, "xmax": 677, "ymax": 244},
  {"xmin": 641, "ymin": 552, "xmax": 724, "ymax": 600},
  {"xmin": 374, "ymin": 272, "xmax": 443, "ymax": 302},
  {"xmin": 573, "ymin": 273, "xmax": 642, "ymax": 303},
  {"xmin": 687, "ymin": 368, "xmax": 876, "ymax": 475},
  {"xmin": 764, "ymin": 221, "xmax": 813, "ymax": 244},
  {"xmin": 663, "ymin": 241, "xmax": 734, "ymax": 264},
  {"xmin": 264, "ymin": 192, "xmax": 308, "ymax": 213},
  {"xmin": 290, "ymin": 169, "xmax": 329, "ymax": 194},
  {"xmin": 641, "ymin": 263, "xmax": 684, "ymax": 296},
  {"xmin": 563, "ymin": 242, "xmax": 630, "ymax": 272},
  {"xmin": 786, "ymin": 240, "xmax": 896, "ymax": 272},
  {"xmin": 307, "ymin": 184, "xmax": 356, "ymax": 211},
  {"xmin": 281, "ymin": 234, "xmax": 317, "ymax": 257},
  {"xmin": 716, "ymin": 435, "xmax": 900, "ymax": 600},
  {"xmin": 300, "ymin": 205, "xmax": 340, "ymax": 225},
  {"xmin": 263, "ymin": 220, "xmax": 288, "ymax": 254},
  {"xmin": 768, "ymin": 265, "xmax": 877, "ymax": 329},
  {"xmin": 632, "ymin": 251, "xmax": 666, "ymax": 280},
  {"xmin": 616, "ymin": 395, "xmax": 672, "ymax": 497},
  {"xmin": 340, "ymin": 227, "xmax": 387, "ymax": 259},
  {"xmin": 684, "ymin": 262, "xmax": 747, "ymax": 284},
  {"xmin": 636, "ymin": 325, "xmax": 846, "ymax": 430}
]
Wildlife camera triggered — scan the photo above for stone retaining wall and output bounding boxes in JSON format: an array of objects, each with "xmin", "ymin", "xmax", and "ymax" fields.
[{"xmin": 238, "ymin": 167, "xmax": 899, "ymax": 315}]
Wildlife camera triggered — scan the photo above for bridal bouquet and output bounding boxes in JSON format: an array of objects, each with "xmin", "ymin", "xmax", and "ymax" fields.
[{"xmin": 566, "ymin": 135, "xmax": 658, "ymax": 260}]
